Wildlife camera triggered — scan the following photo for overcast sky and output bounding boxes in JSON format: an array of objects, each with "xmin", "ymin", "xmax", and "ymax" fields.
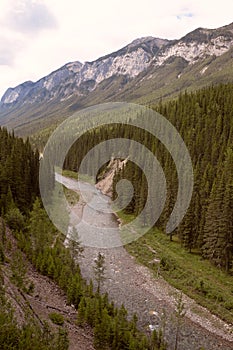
[{"xmin": 0, "ymin": 0, "xmax": 232, "ymax": 99}]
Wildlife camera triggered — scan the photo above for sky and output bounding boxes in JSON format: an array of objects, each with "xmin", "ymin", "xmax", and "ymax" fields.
[{"xmin": 0, "ymin": 0, "xmax": 232, "ymax": 99}]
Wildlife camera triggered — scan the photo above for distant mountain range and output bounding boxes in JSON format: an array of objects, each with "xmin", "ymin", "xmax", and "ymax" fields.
[{"xmin": 1, "ymin": 22, "xmax": 233, "ymax": 135}]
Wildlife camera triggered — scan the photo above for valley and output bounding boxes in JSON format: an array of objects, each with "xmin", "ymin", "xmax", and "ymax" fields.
[
  {"xmin": 0, "ymin": 23, "xmax": 233, "ymax": 136},
  {"xmin": 0, "ymin": 20, "xmax": 233, "ymax": 350},
  {"xmin": 58, "ymin": 173, "xmax": 233, "ymax": 350}
]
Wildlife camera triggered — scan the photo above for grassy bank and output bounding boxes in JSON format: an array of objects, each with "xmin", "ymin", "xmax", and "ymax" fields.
[
  {"xmin": 63, "ymin": 186, "xmax": 79, "ymax": 206},
  {"xmin": 61, "ymin": 169, "xmax": 79, "ymax": 180},
  {"xmin": 58, "ymin": 171, "xmax": 233, "ymax": 325},
  {"xmin": 118, "ymin": 212, "xmax": 233, "ymax": 325},
  {"xmin": 62, "ymin": 169, "xmax": 95, "ymax": 184}
]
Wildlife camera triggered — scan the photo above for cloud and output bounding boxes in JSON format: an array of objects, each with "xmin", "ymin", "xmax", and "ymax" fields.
[
  {"xmin": 0, "ymin": 1, "xmax": 57, "ymax": 69},
  {"xmin": 177, "ymin": 12, "xmax": 194, "ymax": 20},
  {"xmin": 0, "ymin": 0, "xmax": 233, "ymax": 98},
  {"xmin": 0, "ymin": 31, "xmax": 24, "ymax": 66},
  {"xmin": 5, "ymin": 0, "xmax": 57, "ymax": 34},
  {"xmin": 0, "ymin": 50, "xmax": 14, "ymax": 66},
  {"xmin": 0, "ymin": 40, "xmax": 18, "ymax": 65}
]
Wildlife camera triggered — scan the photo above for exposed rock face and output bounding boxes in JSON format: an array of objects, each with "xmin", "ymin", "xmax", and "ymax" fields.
[
  {"xmin": 155, "ymin": 35, "xmax": 233, "ymax": 66},
  {"xmin": 0, "ymin": 23, "xmax": 233, "ymax": 134},
  {"xmin": 95, "ymin": 158, "xmax": 127, "ymax": 196},
  {"xmin": 1, "ymin": 23, "xmax": 233, "ymax": 108},
  {"xmin": 1, "ymin": 37, "xmax": 168, "ymax": 106}
]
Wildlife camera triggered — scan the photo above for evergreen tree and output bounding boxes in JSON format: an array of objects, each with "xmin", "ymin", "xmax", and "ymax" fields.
[{"xmin": 93, "ymin": 252, "xmax": 106, "ymax": 293}]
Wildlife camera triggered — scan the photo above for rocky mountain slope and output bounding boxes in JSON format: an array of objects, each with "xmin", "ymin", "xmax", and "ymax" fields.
[
  {"xmin": 0, "ymin": 22, "xmax": 233, "ymax": 135},
  {"xmin": 1, "ymin": 225, "xmax": 94, "ymax": 350},
  {"xmin": 1, "ymin": 37, "xmax": 167, "ymax": 106}
]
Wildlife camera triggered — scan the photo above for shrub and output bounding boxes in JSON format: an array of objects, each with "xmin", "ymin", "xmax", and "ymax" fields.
[
  {"xmin": 5, "ymin": 208, "xmax": 25, "ymax": 231},
  {"xmin": 224, "ymin": 301, "xmax": 233, "ymax": 311},
  {"xmin": 49, "ymin": 312, "xmax": 64, "ymax": 326}
]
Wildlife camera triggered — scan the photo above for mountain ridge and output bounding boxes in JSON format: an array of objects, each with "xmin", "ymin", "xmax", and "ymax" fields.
[{"xmin": 1, "ymin": 22, "xmax": 233, "ymax": 135}]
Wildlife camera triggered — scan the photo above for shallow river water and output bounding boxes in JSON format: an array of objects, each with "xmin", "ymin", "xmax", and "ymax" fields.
[{"xmin": 56, "ymin": 174, "xmax": 233, "ymax": 350}]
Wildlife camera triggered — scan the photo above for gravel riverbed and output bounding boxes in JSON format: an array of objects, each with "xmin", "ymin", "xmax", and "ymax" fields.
[
  {"xmin": 58, "ymin": 174, "xmax": 233, "ymax": 350},
  {"xmin": 80, "ymin": 245, "xmax": 233, "ymax": 350}
]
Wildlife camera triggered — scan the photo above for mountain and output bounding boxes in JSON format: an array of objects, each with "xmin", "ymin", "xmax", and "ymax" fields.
[
  {"xmin": 1, "ymin": 37, "xmax": 168, "ymax": 106},
  {"xmin": 0, "ymin": 22, "xmax": 233, "ymax": 135}
]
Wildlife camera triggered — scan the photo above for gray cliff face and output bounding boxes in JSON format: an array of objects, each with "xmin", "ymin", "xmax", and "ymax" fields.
[
  {"xmin": 154, "ymin": 25, "xmax": 233, "ymax": 66},
  {"xmin": 1, "ymin": 23, "xmax": 233, "ymax": 113},
  {"xmin": 1, "ymin": 81, "xmax": 34, "ymax": 104},
  {"xmin": 1, "ymin": 37, "xmax": 168, "ymax": 106}
]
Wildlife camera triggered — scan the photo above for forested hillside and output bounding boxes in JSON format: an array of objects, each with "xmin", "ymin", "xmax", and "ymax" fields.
[
  {"xmin": 1, "ymin": 85, "xmax": 232, "ymax": 349},
  {"xmin": 0, "ymin": 128, "xmax": 166, "ymax": 349},
  {"xmin": 0, "ymin": 127, "xmax": 39, "ymax": 214},
  {"xmin": 157, "ymin": 83, "xmax": 233, "ymax": 272},
  {"xmin": 64, "ymin": 83, "xmax": 233, "ymax": 273}
]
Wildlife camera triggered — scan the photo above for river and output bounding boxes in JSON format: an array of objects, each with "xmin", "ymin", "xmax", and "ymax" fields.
[{"xmin": 56, "ymin": 174, "xmax": 233, "ymax": 350}]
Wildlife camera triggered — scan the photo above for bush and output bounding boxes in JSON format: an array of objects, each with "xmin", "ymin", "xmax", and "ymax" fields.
[
  {"xmin": 49, "ymin": 312, "xmax": 64, "ymax": 326},
  {"xmin": 224, "ymin": 301, "xmax": 233, "ymax": 310},
  {"xmin": 5, "ymin": 208, "xmax": 25, "ymax": 231},
  {"xmin": 195, "ymin": 279, "xmax": 208, "ymax": 296},
  {"xmin": 160, "ymin": 256, "xmax": 176, "ymax": 271}
]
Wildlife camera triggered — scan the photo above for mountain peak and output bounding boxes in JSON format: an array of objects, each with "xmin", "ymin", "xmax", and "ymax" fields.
[
  {"xmin": 130, "ymin": 36, "xmax": 155, "ymax": 44},
  {"xmin": 154, "ymin": 23, "xmax": 233, "ymax": 66},
  {"xmin": 0, "ymin": 22, "xmax": 233, "ymax": 133}
]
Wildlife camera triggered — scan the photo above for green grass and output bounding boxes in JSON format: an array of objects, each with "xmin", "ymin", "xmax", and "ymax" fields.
[
  {"xmin": 57, "ymin": 169, "xmax": 94, "ymax": 204},
  {"xmin": 62, "ymin": 169, "xmax": 79, "ymax": 180},
  {"xmin": 63, "ymin": 186, "xmax": 79, "ymax": 206},
  {"xmin": 62, "ymin": 169, "xmax": 95, "ymax": 185},
  {"xmin": 118, "ymin": 212, "xmax": 233, "ymax": 324}
]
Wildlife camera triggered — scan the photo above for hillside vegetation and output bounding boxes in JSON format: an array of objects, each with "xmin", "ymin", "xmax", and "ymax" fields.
[
  {"xmin": 63, "ymin": 83, "xmax": 233, "ymax": 275},
  {"xmin": 1, "ymin": 24, "xmax": 233, "ymax": 137},
  {"xmin": 0, "ymin": 127, "xmax": 167, "ymax": 350}
]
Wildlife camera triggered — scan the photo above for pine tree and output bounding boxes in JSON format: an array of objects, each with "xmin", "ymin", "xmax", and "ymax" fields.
[
  {"xmin": 94, "ymin": 307, "xmax": 111, "ymax": 349},
  {"xmin": 57, "ymin": 327, "xmax": 69, "ymax": 350},
  {"xmin": 173, "ymin": 292, "xmax": 186, "ymax": 350},
  {"xmin": 93, "ymin": 252, "xmax": 106, "ymax": 293},
  {"xmin": 67, "ymin": 227, "xmax": 84, "ymax": 263},
  {"xmin": 77, "ymin": 297, "xmax": 86, "ymax": 326}
]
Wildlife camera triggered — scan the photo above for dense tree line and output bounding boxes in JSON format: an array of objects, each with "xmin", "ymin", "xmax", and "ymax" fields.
[
  {"xmin": 0, "ymin": 220, "xmax": 69, "ymax": 349},
  {"xmin": 156, "ymin": 84, "xmax": 233, "ymax": 272},
  {"xmin": 0, "ymin": 127, "xmax": 39, "ymax": 214},
  {"xmin": 0, "ymin": 197, "xmax": 166, "ymax": 349},
  {"xmin": 13, "ymin": 199, "xmax": 166, "ymax": 350},
  {"xmin": 1, "ymin": 83, "xmax": 231, "ymax": 347},
  {"xmin": 0, "ymin": 124, "xmax": 166, "ymax": 349},
  {"xmin": 64, "ymin": 83, "xmax": 233, "ymax": 273}
]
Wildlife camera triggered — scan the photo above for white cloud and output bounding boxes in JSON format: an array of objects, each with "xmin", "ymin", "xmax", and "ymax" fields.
[
  {"xmin": 5, "ymin": 0, "xmax": 57, "ymax": 34},
  {"xmin": 0, "ymin": 0, "xmax": 233, "ymax": 99},
  {"xmin": 0, "ymin": 1, "xmax": 57, "ymax": 69},
  {"xmin": 0, "ymin": 35, "xmax": 24, "ymax": 65}
]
